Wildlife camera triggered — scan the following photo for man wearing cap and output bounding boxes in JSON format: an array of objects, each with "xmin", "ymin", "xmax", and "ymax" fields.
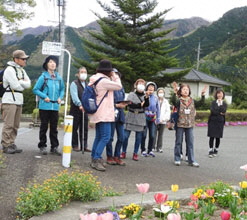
[{"xmin": 1, "ymin": 50, "xmax": 31, "ymax": 154}]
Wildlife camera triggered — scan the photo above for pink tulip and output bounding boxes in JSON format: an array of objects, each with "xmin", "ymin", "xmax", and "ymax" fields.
[
  {"xmin": 98, "ymin": 213, "xmax": 113, "ymax": 220},
  {"xmin": 206, "ymin": 189, "xmax": 215, "ymax": 196},
  {"xmin": 154, "ymin": 193, "xmax": 168, "ymax": 204},
  {"xmin": 80, "ymin": 213, "xmax": 98, "ymax": 220},
  {"xmin": 240, "ymin": 164, "xmax": 247, "ymax": 171},
  {"xmin": 136, "ymin": 183, "xmax": 150, "ymax": 194},
  {"xmin": 167, "ymin": 213, "xmax": 181, "ymax": 220},
  {"xmin": 220, "ymin": 211, "xmax": 231, "ymax": 220},
  {"xmin": 190, "ymin": 194, "xmax": 198, "ymax": 201}
]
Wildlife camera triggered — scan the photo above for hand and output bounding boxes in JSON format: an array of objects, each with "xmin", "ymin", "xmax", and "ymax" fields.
[
  {"xmin": 44, "ymin": 97, "xmax": 50, "ymax": 102},
  {"xmin": 172, "ymin": 82, "xmax": 179, "ymax": 92},
  {"xmin": 57, "ymin": 98, "xmax": 61, "ymax": 104},
  {"xmin": 201, "ymin": 85, "xmax": 208, "ymax": 96},
  {"xmin": 116, "ymin": 103, "xmax": 128, "ymax": 109}
]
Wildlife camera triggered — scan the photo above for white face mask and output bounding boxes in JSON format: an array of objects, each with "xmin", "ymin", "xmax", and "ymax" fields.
[
  {"xmin": 137, "ymin": 84, "xmax": 145, "ymax": 92},
  {"xmin": 79, "ymin": 73, "xmax": 87, "ymax": 80},
  {"xmin": 158, "ymin": 93, "xmax": 164, "ymax": 98}
]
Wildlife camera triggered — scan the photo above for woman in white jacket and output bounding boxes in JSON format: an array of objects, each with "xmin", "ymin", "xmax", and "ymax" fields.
[{"xmin": 154, "ymin": 88, "xmax": 171, "ymax": 153}]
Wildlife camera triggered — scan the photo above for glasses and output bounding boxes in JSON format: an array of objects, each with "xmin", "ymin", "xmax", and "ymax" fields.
[{"xmin": 18, "ymin": 58, "xmax": 28, "ymax": 61}]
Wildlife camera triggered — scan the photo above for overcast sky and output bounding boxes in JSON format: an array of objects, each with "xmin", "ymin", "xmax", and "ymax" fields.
[{"xmin": 20, "ymin": 0, "xmax": 247, "ymax": 29}]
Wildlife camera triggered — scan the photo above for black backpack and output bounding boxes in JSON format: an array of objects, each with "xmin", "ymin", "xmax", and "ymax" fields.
[{"xmin": 0, "ymin": 66, "xmax": 19, "ymax": 98}]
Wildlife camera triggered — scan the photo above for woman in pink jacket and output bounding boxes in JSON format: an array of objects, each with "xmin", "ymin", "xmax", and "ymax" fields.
[{"xmin": 89, "ymin": 60, "xmax": 122, "ymax": 171}]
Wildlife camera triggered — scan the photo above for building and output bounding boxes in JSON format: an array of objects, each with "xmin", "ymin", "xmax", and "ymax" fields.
[{"xmin": 163, "ymin": 68, "xmax": 232, "ymax": 104}]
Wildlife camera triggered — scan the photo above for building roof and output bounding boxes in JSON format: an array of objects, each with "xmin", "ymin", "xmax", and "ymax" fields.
[{"xmin": 163, "ymin": 68, "xmax": 231, "ymax": 86}]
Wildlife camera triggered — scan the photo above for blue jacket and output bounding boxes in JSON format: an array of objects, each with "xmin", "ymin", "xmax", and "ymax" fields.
[
  {"xmin": 33, "ymin": 71, "xmax": 65, "ymax": 111},
  {"xmin": 145, "ymin": 94, "xmax": 160, "ymax": 123}
]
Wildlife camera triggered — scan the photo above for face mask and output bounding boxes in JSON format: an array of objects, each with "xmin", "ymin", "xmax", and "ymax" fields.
[
  {"xmin": 137, "ymin": 84, "xmax": 145, "ymax": 92},
  {"xmin": 79, "ymin": 73, "xmax": 87, "ymax": 80},
  {"xmin": 158, "ymin": 93, "xmax": 164, "ymax": 98}
]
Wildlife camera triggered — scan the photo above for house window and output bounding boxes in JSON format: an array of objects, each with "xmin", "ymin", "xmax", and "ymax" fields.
[{"xmin": 209, "ymin": 86, "xmax": 221, "ymax": 96}]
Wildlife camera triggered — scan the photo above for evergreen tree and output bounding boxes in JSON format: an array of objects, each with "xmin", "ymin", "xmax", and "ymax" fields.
[{"xmin": 74, "ymin": 0, "xmax": 187, "ymax": 90}]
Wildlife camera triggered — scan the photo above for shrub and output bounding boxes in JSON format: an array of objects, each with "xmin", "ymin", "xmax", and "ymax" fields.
[{"xmin": 16, "ymin": 170, "xmax": 108, "ymax": 220}]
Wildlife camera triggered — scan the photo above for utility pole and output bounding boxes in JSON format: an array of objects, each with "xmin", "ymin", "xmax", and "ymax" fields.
[
  {"xmin": 58, "ymin": 0, "xmax": 66, "ymax": 79},
  {"xmin": 196, "ymin": 41, "xmax": 201, "ymax": 70}
]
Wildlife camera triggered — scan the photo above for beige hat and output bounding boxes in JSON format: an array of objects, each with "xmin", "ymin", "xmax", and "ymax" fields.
[{"xmin": 12, "ymin": 50, "xmax": 29, "ymax": 59}]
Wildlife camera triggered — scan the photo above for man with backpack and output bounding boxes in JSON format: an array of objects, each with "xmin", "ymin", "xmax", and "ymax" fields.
[
  {"xmin": 1, "ymin": 50, "xmax": 31, "ymax": 154},
  {"xmin": 69, "ymin": 67, "xmax": 91, "ymax": 153}
]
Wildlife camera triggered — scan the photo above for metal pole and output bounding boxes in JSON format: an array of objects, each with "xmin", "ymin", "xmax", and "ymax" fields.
[{"xmin": 196, "ymin": 41, "xmax": 201, "ymax": 70}]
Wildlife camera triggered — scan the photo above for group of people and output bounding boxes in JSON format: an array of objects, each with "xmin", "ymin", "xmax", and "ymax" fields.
[{"xmin": 1, "ymin": 50, "xmax": 227, "ymax": 172}]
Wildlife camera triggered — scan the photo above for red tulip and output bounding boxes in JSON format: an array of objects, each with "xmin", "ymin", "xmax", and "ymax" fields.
[
  {"xmin": 190, "ymin": 194, "xmax": 198, "ymax": 201},
  {"xmin": 136, "ymin": 183, "xmax": 150, "ymax": 194},
  {"xmin": 154, "ymin": 193, "xmax": 168, "ymax": 204},
  {"xmin": 206, "ymin": 189, "xmax": 215, "ymax": 196},
  {"xmin": 167, "ymin": 213, "xmax": 181, "ymax": 220},
  {"xmin": 220, "ymin": 211, "xmax": 231, "ymax": 220}
]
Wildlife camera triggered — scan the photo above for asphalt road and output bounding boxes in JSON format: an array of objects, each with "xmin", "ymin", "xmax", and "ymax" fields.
[{"xmin": 0, "ymin": 122, "xmax": 246, "ymax": 219}]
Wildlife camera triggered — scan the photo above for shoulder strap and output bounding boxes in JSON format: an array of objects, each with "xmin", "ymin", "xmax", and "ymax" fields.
[
  {"xmin": 93, "ymin": 77, "xmax": 108, "ymax": 108},
  {"xmin": 41, "ymin": 74, "xmax": 48, "ymax": 91}
]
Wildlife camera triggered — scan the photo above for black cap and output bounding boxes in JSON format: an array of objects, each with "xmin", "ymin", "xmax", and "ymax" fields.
[
  {"xmin": 42, "ymin": 56, "xmax": 59, "ymax": 71},
  {"xmin": 96, "ymin": 59, "xmax": 113, "ymax": 72}
]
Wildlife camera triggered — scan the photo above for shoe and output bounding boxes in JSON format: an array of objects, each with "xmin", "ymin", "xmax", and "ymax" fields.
[
  {"xmin": 40, "ymin": 147, "xmax": 47, "ymax": 155},
  {"xmin": 141, "ymin": 151, "xmax": 148, "ymax": 157},
  {"xmin": 99, "ymin": 158, "xmax": 107, "ymax": 168},
  {"xmin": 50, "ymin": 148, "xmax": 62, "ymax": 156},
  {"xmin": 12, "ymin": 144, "xmax": 23, "ymax": 153},
  {"xmin": 91, "ymin": 159, "xmax": 106, "ymax": 171},
  {"xmin": 174, "ymin": 161, "xmax": 181, "ymax": 166},
  {"xmin": 120, "ymin": 152, "xmax": 126, "ymax": 159},
  {"xmin": 132, "ymin": 153, "xmax": 139, "ymax": 161},
  {"xmin": 180, "ymin": 154, "xmax": 183, "ymax": 160},
  {"xmin": 73, "ymin": 146, "xmax": 81, "ymax": 152},
  {"xmin": 84, "ymin": 148, "xmax": 92, "ymax": 152},
  {"xmin": 107, "ymin": 156, "xmax": 117, "ymax": 165},
  {"xmin": 148, "ymin": 151, "xmax": 155, "ymax": 157},
  {"xmin": 185, "ymin": 156, "xmax": 188, "ymax": 162},
  {"xmin": 208, "ymin": 150, "xmax": 214, "ymax": 158},
  {"xmin": 189, "ymin": 162, "xmax": 200, "ymax": 167},
  {"xmin": 158, "ymin": 149, "xmax": 163, "ymax": 153},
  {"xmin": 113, "ymin": 157, "xmax": 126, "ymax": 166},
  {"xmin": 213, "ymin": 149, "xmax": 218, "ymax": 157},
  {"xmin": 3, "ymin": 146, "xmax": 15, "ymax": 154}
]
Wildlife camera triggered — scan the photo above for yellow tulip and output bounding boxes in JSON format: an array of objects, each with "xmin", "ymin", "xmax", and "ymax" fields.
[
  {"xmin": 239, "ymin": 181, "xmax": 247, "ymax": 188},
  {"xmin": 171, "ymin": 184, "xmax": 179, "ymax": 192}
]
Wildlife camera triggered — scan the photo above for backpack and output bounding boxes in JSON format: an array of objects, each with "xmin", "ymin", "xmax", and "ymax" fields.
[
  {"xmin": 0, "ymin": 66, "xmax": 19, "ymax": 98},
  {"xmin": 81, "ymin": 77, "xmax": 108, "ymax": 114}
]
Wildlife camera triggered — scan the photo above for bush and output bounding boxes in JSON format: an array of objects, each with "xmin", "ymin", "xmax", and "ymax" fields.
[{"xmin": 16, "ymin": 170, "xmax": 109, "ymax": 220}]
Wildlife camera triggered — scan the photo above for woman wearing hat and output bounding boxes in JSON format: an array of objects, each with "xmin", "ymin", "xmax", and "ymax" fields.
[
  {"xmin": 121, "ymin": 79, "xmax": 150, "ymax": 161},
  {"xmin": 33, "ymin": 56, "xmax": 65, "ymax": 156},
  {"xmin": 89, "ymin": 60, "xmax": 122, "ymax": 172}
]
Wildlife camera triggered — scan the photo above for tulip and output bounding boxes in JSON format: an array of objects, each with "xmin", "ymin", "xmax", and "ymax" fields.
[
  {"xmin": 154, "ymin": 193, "xmax": 168, "ymax": 204},
  {"xmin": 167, "ymin": 213, "xmax": 181, "ymax": 220},
  {"xmin": 98, "ymin": 212, "xmax": 114, "ymax": 220},
  {"xmin": 171, "ymin": 184, "xmax": 179, "ymax": 192},
  {"xmin": 136, "ymin": 183, "xmax": 150, "ymax": 194},
  {"xmin": 80, "ymin": 213, "xmax": 98, "ymax": 220},
  {"xmin": 206, "ymin": 189, "xmax": 215, "ymax": 197},
  {"xmin": 240, "ymin": 164, "xmax": 247, "ymax": 171},
  {"xmin": 190, "ymin": 194, "xmax": 198, "ymax": 201},
  {"xmin": 239, "ymin": 181, "xmax": 247, "ymax": 189},
  {"xmin": 220, "ymin": 211, "xmax": 231, "ymax": 220}
]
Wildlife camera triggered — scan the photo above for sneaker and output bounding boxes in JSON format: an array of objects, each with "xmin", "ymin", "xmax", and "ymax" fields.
[
  {"xmin": 92, "ymin": 159, "xmax": 106, "ymax": 171},
  {"xmin": 120, "ymin": 152, "xmax": 126, "ymax": 159},
  {"xmin": 208, "ymin": 150, "xmax": 214, "ymax": 158},
  {"xmin": 213, "ymin": 149, "xmax": 218, "ymax": 157},
  {"xmin": 174, "ymin": 161, "xmax": 181, "ymax": 166},
  {"xmin": 50, "ymin": 148, "xmax": 62, "ymax": 156},
  {"xmin": 99, "ymin": 158, "xmax": 107, "ymax": 168},
  {"xmin": 141, "ymin": 151, "xmax": 148, "ymax": 157},
  {"xmin": 189, "ymin": 162, "xmax": 200, "ymax": 167},
  {"xmin": 12, "ymin": 144, "xmax": 23, "ymax": 153},
  {"xmin": 180, "ymin": 154, "xmax": 183, "ymax": 160},
  {"xmin": 3, "ymin": 146, "xmax": 15, "ymax": 154},
  {"xmin": 185, "ymin": 156, "xmax": 188, "ymax": 162},
  {"xmin": 73, "ymin": 146, "xmax": 81, "ymax": 152},
  {"xmin": 148, "ymin": 151, "xmax": 155, "ymax": 157},
  {"xmin": 107, "ymin": 156, "xmax": 117, "ymax": 165},
  {"xmin": 40, "ymin": 147, "xmax": 48, "ymax": 155},
  {"xmin": 113, "ymin": 157, "xmax": 126, "ymax": 166},
  {"xmin": 159, "ymin": 149, "xmax": 163, "ymax": 153},
  {"xmin": 132, "ymin": 153, "xmax": 139, "ymax": 161}
]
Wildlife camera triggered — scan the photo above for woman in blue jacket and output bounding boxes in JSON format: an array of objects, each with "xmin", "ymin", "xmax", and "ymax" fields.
[{"xmin": 33, "ymin": 56, "xmax": 65, "ymax": 155}]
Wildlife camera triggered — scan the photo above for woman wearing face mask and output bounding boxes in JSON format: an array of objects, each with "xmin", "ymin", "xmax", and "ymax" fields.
[
  {"xmin": 154, "ymin": 87, "xmax": 171, "ymax": 153},
  {"xmin": 69, "ymin": 67, "xmax": 91, "ymax": 152},
  {"xmin": 120, "ymin": 79, "xmax": 150, "ymax": 161}
]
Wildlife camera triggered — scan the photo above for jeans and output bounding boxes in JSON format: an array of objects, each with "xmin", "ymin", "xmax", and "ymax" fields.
[
  {"xmin": 141, "ymin": 120, "xmax": 156, "ymax": 153},
  {"xmin": 106, "ymin": 121, "xmax": 124, "ymax": 158},
  {"xmin": 122, "ymin": 129, "xmax": 143, "ymax": 154},
  {"xmin": 91, "ymin": 122, "xmax": 111, "ymax": 159},
  {"xmin": 174, "ymin": 127, "xmax": 195, "ymax": 163},
  {"xmin": 38, "ymin": 110, "xmax": 59, "ymax": 149}
]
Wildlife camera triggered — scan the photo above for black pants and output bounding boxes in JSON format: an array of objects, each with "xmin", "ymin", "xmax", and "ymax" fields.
[
  {"xmin": 70, "ymin": 109, "xmax": 88, "ymax": 150},
  {"xmin": 209, "ymin": 137, "xmax": 220, "ymax": 149},
  {"xmin": 38, "ymin": 110, "xmax": 59, "ymax": 149}
]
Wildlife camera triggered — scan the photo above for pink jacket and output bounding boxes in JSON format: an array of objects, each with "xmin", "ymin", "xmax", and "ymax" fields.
[{"xmin": 88, "ymin": 72, "xmax": 122, "ymax": 123}]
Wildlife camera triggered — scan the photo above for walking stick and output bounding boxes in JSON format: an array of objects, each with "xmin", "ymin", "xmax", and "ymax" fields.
[{"xmin": 81, "ymin": 111, "xmax": 85, "ymax": 154}]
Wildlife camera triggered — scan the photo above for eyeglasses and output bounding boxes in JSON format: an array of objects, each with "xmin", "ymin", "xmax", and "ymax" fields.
[{"xmin": 18, "ymin": 58, "xmax": 28, "ymax": 61}]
